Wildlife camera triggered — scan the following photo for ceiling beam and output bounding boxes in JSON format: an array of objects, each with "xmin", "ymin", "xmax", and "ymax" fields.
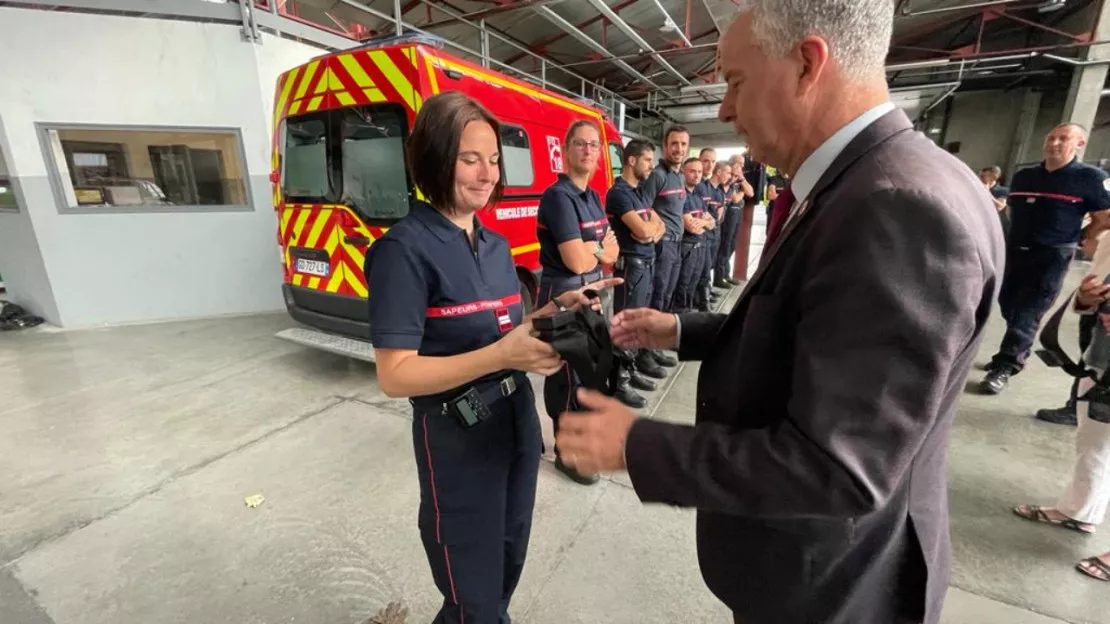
[
  {"xmin": 503, "ymin": 0, "xmax": 640, "ymax": 65},
  {"xmin": 583, "ymin": 0, "xmax": 691, "ymax": 85},
  {"xmin": 421, "ymin": 0, "xmax": 565, "ymax": 29},
  {"xmin": 532, "ymin": 5, "xmax": 663, "ymax": 89}
]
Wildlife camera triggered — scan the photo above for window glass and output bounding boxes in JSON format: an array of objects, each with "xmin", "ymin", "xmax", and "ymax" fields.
[
  {"xmin": 500, "ymin": 125, "xmax": 534, "ymax": 187},
  {"xmin": 340, "ymin": 105, "xmax": 410, "ymax": 221},
  {"xmin": 43, "ymin": 127, "xmax": 248, "ymax": 209},
  {"xmin": 283, "ymin": 115, "xmax": 332, "ymax": 203},
  {"xmin": 608, "ymin": 142, "xmax": 623, "ymax": 180},
  {"xmin": 0, "ymin": 148, "xmax": 15, "ymax": 210}
]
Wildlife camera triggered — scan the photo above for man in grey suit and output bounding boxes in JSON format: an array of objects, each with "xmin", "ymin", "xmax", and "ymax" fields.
[{"xmin": 553, "ymin": 1, "xmax": 1005, "ymax": 623}]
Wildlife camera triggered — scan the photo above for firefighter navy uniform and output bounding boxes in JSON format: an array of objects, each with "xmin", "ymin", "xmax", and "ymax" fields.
[
  {"xmin": 987, "ymin": 158, "xmax": 1110, "ymax": 379},
  {"xmin": 696, "ymin": 179, "xmax": 726, "ymax": 309},
  {"xmin": 606, "ymin": 176, "xmax": 655, "ymax": 313},
  {"xmin": 715, "ymin": 180, "xmax": 743, "ymax": 284},
  {"xmin": 674, "ymin": 187, "xmax": 710, "ymax": 312},
  {"xmin": 536, "ymin": 174, "xmax": 608, "ymax": 432},
  {"xmin": 639, "ymin": 162, "xmax": 687, "ymax": 312},
  {"xmin": 365, "ymin": 199, "xmax": 541, "ymax": 624}
]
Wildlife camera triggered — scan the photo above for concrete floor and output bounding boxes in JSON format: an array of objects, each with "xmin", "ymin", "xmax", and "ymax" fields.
[{"xmin": 2, "ymin": 260, "xmax": 1109, "ymax": 623}]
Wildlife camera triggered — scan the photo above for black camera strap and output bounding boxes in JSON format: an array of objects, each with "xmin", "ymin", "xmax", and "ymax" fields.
[
  {"xmin": 534, "ymin": 290, "xmax": 622, "ymax": 397},
  {"xmin": 1037, "ymin": 288, "xmax": 1100, "ymax": 382}
]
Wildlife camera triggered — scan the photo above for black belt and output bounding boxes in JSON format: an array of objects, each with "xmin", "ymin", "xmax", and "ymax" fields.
[
  {"xmin": 542, "ymin": 269, "xmax": 603, "ymax": 286},
  {"xmin": 682, "ymin": 239, "xmax": 704, "ymax": 248},
  {"xmin": 410, "ymin": 372, "xmax": 525, "ymax": 416},
  {"xmin": 619, "ymin": 256, "xmax": 652, "ymax": 267},
  {"xmin": 661, "ymin": 234, "xmax": 681, "ymax": 243}
]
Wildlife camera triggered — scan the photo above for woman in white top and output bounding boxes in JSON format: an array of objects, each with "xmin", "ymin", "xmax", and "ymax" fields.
[{"xmin": 1013, "ymin": 229, "xmax": 1110, "ymax": 581}]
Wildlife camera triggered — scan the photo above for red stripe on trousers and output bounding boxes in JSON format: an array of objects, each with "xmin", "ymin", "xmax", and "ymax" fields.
[{"xmin": 422, "ymin": 414, "xmax": 460, "ymax": 610}]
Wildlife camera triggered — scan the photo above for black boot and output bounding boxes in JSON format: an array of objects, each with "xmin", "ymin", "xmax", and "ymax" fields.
[
  {"xmin": 628, "ymin": 371, "xmax": 657, "ymax": 391},
  {"xmin": 1035, "ymin": 401, "xmax": 1078, "ymax": 426},
  {"xmin": 714, "ymin": 278, "xmax": 733, "ymax": 289},
  {"xmin": 616, "ymin": 380, "xmax": 647, "ymax": 408},
  {"xmin": 635, "ymin": 351, "xmax": 667, "ymax": 379},
  {"xmin": 651, "ymin": 349, "xmax": 678, "ymax": 368},
  {"xmin": 554, "ymin": 449, "xmax": 600, "ymax": 485}
]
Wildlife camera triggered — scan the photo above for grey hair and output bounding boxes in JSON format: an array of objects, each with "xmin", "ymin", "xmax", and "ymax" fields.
[
  {"xmin": 980, "ymin": 166, "xmax": 1002, "ymax": 177},
  {"xmin": 1054, "ymin": 122, "xmax": 1089, "ymax": 138},
  {"xmin": 736, "ymin": 0, "xmax": 894, "ymax": 80}
]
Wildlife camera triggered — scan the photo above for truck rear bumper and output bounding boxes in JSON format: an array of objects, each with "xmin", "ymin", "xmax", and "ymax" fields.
[{"xmin": 282, "ymin": 284, "xmax": 369, "ymax": 340}]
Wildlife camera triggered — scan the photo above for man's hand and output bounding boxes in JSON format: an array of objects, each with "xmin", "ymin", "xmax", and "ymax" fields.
[
  {"xmin": 610, "ymin": 308, "xmax": 678, "ymax": 350},
  {"xmin": 555, "ymin": 389, "xmax": 637, "ymax": 475},
  {"xmin": 1076, "ymin": 274, "xmax": 1110, "ymax": 309},
  {"xmin": 600, "ymin": 230, "xmax": 620, "ymax": 265},
  {"xmin": 992, "ymin": 197, "xmax": 1007, "ymax": 213},
  {"xmin": 768, "ymin": 186, "xmax": 779, "ymax": 201}
]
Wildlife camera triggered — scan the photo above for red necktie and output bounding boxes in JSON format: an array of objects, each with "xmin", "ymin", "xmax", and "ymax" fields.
[{"xmin": 765, "ymin": 185, "xmax": 795, "ymax": 251}]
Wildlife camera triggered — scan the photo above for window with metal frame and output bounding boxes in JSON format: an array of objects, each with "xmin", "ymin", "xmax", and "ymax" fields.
[
  {"xmin": 281, "ymin": 104, "xmax": 412, "ymax": 223},
  {"xmin": 39, "ymin": 125, "xmax": 251, "ymax": 213},
  {"xmin": 500, "ymin": 124, "xmax": 535, "ymax": 188},
  {"xmin": 608, "ymin": 142, "xmax": 623, "ymax": 181}
]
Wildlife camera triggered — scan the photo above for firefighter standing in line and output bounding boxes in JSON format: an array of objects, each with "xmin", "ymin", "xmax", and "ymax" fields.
[
  {"xmin": 536, "ymin": 120, "xmax": 628, "ymax": 484},
  {"xmin": 980, "ymin": 122, "xmax": 1110, "ymax": 395},
  {"xmin": 672, "ymin": 158, "xmax": 716, "ymax": 312},
  {"xmin": 365, "ymin": 92, "xmax": 615, "ymax": 624},
  {"xmin": 607, "ymin": 140, "xmax": 669, "ymax": 381},
  {"xmin": 695, "ymin": 162, "xmax": 731, "ymax": 310},
  {"xmin": 699, "ymin": 147, "xmax": 717, "ymax": 185},
  {"xmin": 637, "ymin": 126, "xmax": 689, "ymax": 369},
  {"xmin": 715, "ymin": 156, "xmax": 752, "ymax": 288}
]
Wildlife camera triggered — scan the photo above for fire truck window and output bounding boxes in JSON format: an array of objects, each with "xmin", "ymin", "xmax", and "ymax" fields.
[
  {"xmin": 41, "ymin": 126, "xmax": 251, "ymax": 213},
  {"xmin": 282, "ymin": 115, "xmax": 332, "ymax": 203},
  {"xmin": 340, "ymin": 105, "xmax": 411, "ymax": 222},
  {"xmin": 500, "ymin": 125, "xmax": 534, "ymax": 188},
  {"xmin": 608, "ymin": 142, "xmax": 623, "ymax": 181}
]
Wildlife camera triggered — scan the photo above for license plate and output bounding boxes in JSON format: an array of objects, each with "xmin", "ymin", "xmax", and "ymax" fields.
[{"xmin": 295, "ymin": 258, "xmax": 330, "ymax": 277}]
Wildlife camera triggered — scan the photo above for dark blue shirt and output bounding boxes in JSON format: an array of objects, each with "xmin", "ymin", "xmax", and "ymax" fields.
[
  {"xmin": 1009, "ymin": 159, "xmax": 1110, "ymax": 247},
  {"xmin": 365, "ymin": 200, "xmax": 522, "ymax": 399},
  {"xmin": 606, "ymin": 177, "xmax": 655, "ymax": 259},
  {"xmin": 638, "ymin": 162, "xmax": 686, "ymax": 239},
  {"xmin": 537, "ymin": 174, "xmax": 608, "ymax": 279},
  {"xmin": 697, "ymin": 180, "xmax": 727, "ymax": 225},
  {"xmin": 682, "ymin": 187, "xmax": 708, "ymax": 242},
  {"xmin": 990, "ymin": 184, "xmax": 1010, "ymax": 200}
]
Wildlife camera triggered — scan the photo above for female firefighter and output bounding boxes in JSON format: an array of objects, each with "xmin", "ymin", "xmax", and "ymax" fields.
[{"xmin": 363, "ymin": 91, "xmax": 617, "ymax": 624}]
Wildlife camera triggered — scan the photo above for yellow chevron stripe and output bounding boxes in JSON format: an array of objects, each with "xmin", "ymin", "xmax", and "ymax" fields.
[
  {"xmin": 338, "ymin": 53, "xmax": 375, "ymax": 88},
  {"xmin": 314, "ymin": 68, "xmax": 330, "ymax": 94},
  {"xmin": 335, "ymin": 91, "xmax": 356, "ymax": 107},
  {"xmin": 511, "ymin": 243, "xmax": 540, "ymax": 256},
  {"xmin": 368, "ymin": 50, "xmax": 420, "ymax": 111},
  {"xmin": 306, "ymin": 96, "xmax": 324, "ymax": 112},
  {"xmin": 274, "ymin": 67, "xmax": 300, "ymax": 129},
  {"xmin": 422, "ymin": 53, "xmax": 440, "ymax": 95},
  {"xmin": 324, "ymin": 230, "xmax": 345, "ymax": 293},
  {"xmin": 294, "ymin": 60, "xmax": 320, "ymax": 100},
  {"xmin": 363, "ymin": 88, "xmax": 386, "ymax": 103},
  {"xmin": 293, "ymin": 273, "xmax": 305, "ymax": 286},
  {"xmin": 304, "ymin": 209, "xmax": 331, "ymax": 248},
  {"xmin": 291, "ymin": 209, "xmax": 312, "ymax": 245},
  {"xmin": 288, "ymin": 99, "xmax": 303, "ymax": 115}
]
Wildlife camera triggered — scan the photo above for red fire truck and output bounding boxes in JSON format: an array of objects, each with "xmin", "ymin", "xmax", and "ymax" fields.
[{"xmin": 271, "ymin": 34, "xmax": 624, "ymax": 358}]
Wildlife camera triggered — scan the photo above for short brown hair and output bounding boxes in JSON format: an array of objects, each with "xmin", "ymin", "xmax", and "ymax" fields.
[
  {"xmin": 664, "ymin": 125, "xmax": 689, "ymax": 144},
  {"xmin": 683, "ymin": 157, "xmax": 701, "ymax": 168},
  {"xmin": 565, "ymin": 119, "xmax": 600, "ymax": 145},
  {"xmin": 406, "ymin": 91, "xmax": 504, "ymax": 212}
]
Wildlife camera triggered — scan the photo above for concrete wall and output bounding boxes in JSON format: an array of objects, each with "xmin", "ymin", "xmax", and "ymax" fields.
[
  {"xmin": 942, "ymin": 91, "xmax": 1024, "ymax": 176},
  {"xmin": 0, "ymin": 8, "xmax": 323, "ymax": 327}
]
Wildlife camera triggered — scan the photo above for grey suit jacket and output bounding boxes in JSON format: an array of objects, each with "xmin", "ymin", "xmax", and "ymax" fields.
[{"xmin": 625, "ymin": 109, "xmax": 1004, "ymax": 624}]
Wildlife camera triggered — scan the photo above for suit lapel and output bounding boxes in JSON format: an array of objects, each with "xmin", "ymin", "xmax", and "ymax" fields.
[{"xmin": 721, "ymin": 109, "xmax": 917, "ymax": 325}]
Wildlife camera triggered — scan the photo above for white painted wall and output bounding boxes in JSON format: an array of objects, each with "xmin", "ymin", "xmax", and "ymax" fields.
[{"xmin": 0, "ymin": 8, "xmax": 323, "ymax": 327}]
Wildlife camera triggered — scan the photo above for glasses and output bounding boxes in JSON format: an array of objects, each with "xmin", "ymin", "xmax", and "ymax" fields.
[{"xmin": 570, "ymin": 139, "xmax": 601, "ymax": 152}]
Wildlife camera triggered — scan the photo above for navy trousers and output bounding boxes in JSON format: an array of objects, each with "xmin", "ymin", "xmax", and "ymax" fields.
[
  {"xmin": 989, "ymin": 245, "xmax": 1074, "ymax": 373},
  {"xmin": 716, "ymin": 207, "xmax": 742, "ymax": 278},
  {"xmin": 413, "ymin": 377, "xmax": 541, "ymax": 624},
  {"xmin": 651, "ymin": 237, "xmax": 682, "ymax": 313},
  {"xmin": 614, "ymin": 255, "xmax": 654, "ymax": 315},
  {"xmin": 673, "ymin": 239, "xmax": 707, "ymax": 312},
  {"xmin": 697, "ymin": 231, "xmax": 718, "ymax": 309}
]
